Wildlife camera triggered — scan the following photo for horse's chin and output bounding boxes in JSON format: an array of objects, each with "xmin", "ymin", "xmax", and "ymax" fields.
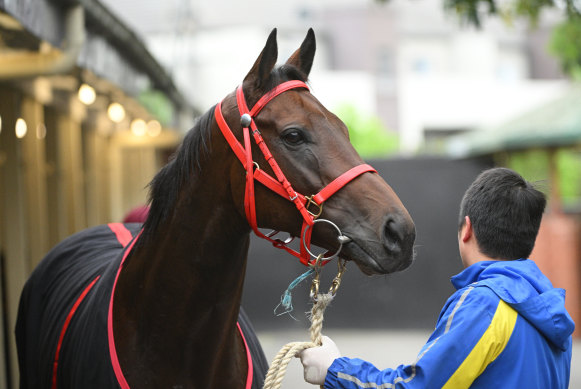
[{"xmin": 340, "ymin": 240, "xmax": 413, "ymax": 276}]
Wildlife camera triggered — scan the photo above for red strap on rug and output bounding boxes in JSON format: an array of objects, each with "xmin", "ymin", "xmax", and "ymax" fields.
[
  {"xmin": 52, "ymin": 224, "xmax": 137, "ymax": 389},
  {"xmin": 109, "ymin": 230, "xmax": 139, "ymax": 389},
  {"xmin": 51, "ymin": 275, "xmax": 101, "ymax": 389},
  {"xmin": 105, "ymin": 226, "xmax": 253, "ymax": 389},
  {"xmin": 108, "ymin": 223, "xmax": 133, "ymax": 248},
  {"xmin": 52, "ymin": 224, "xmax": 137, "ymax": 388},
  {"xmin": 237, "ymin": 322, "xmax": 254, "ymax": 389}
]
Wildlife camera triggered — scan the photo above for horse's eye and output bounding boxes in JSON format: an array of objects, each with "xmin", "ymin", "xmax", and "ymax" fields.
[{"xmin": 282, "ymin": 129, "xmax": 306, "ymax": 146}]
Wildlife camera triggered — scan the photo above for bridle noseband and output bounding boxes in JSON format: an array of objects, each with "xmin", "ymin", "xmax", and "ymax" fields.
[{"xmin": 215, "ymin": 80, "xmax": 377, "ymax": 266}]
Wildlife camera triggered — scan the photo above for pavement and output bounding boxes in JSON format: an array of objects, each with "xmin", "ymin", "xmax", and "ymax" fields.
[{"xmin": 257, "ymin": 329, "xmax": 581, "ymax": 388}]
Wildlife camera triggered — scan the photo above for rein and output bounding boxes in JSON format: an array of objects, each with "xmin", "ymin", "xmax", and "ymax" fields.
[
  {"xmin": 215, "ymin": 80, "xmax": 376, "ymax": 266},
  {"xmin": 263, "ymin": 256, "xmax": 347, "ymax": 389}
]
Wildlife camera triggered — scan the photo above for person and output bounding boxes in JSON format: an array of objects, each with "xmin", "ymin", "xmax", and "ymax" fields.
[{"xmin": 299, "ymin": 167, "xmax": 575, "ymax": 388}]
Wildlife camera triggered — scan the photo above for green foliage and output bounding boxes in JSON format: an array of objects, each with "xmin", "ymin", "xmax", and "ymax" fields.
[
  {"xmin": 334, "ymin": 103, "xmax": 400, "ymax": 159},
  {"xmin": 549, "ymin": 17, "xmax": 581, "ymax": 81},
  {"xmin": 506, "ymin": 150, "xmax": 550, "ymax": 193},
  {"xmin": 556, "ymin": 149, "xmax": 581, "ymax": 206},
  {"xmin": 138, "ymin": 89, "xmax": 174, "ymax": 126},
  {"xmin": 507, "ymin": 149, "xmax": 581, "ymax": 207},
  {"xmin": 376, "ymin": 0, "xmax": 581, "ymax": 79},
  {"xmin": 443, "ymin": 0, "xmax": 498, "ymax": 28},
  {"xmin": 512, "ymin": 0, "xmax": 554, "ymax": 26}
]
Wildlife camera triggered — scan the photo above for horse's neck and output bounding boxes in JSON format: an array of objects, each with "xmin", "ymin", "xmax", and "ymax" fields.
[{"xmin": 113, "ymin": 172, "xmax": 251, "ymax": 386}]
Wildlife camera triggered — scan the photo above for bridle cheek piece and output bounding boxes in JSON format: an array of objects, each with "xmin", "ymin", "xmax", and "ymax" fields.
[{"xmin": 214, "ymin": 80, "xmax": 377, "ymax": 266}]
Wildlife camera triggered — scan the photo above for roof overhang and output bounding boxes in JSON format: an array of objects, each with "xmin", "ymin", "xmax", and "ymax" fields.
[
  {"xmin": 447, "ymin": 85, "xmax": 581, "ymax": 157},
  {"xmin": 0, "ymin": 0, "xmax": 191, "ymax": 115}
]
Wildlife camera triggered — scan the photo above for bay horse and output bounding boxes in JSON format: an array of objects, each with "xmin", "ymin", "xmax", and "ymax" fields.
[{"xmin": 15, "ymin": 29, "xmax": 415, "ymax": 388}]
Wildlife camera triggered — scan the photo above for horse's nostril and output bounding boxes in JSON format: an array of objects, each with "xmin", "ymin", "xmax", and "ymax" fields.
[{"xmin": 382, "ymin": 218, "xmax": 404, "ymax": 253}]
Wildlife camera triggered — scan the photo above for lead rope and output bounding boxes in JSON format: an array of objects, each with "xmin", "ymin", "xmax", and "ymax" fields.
[{"xmin": 263, "ymin": 257, "xmax": 346, "ymax": 389}]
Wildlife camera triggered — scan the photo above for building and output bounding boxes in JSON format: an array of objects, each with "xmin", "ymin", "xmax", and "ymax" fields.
[
  {"xmin": 102, "ymin": 0, "xmax": 570, "ymax": 154},
  {"xmin": 0, "ymin": 1, "xmax": 191, "ymax": 387},
  {"xmin": 319, "ymin": 1, "xmax": 569, "ymax": 153}
]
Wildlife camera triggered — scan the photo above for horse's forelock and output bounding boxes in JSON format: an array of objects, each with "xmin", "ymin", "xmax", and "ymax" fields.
[{"xmin": 245, "ymin": 65, "xmax": 309, "ymax": 108}]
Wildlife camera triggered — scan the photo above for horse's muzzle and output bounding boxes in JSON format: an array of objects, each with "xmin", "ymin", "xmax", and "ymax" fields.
[{"xmin": 381, "ymin": 214, "xmax": 416, "ymax": 268}]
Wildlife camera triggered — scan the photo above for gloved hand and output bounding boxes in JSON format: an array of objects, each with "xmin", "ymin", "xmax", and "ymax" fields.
[{"xmin": 299, "ymin": 336, "xmax": 341, "ymax": 385}]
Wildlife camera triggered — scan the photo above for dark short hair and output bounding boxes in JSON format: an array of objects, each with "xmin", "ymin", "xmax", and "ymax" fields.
[{"xmin": 458, "ymin": 167, "xmax": 546, "ymax": 260}]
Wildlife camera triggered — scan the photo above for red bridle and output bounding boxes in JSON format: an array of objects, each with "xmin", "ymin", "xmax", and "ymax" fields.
[{"xmin": 215, "ymin": 80, "xmax": 376, "ymax": 266}]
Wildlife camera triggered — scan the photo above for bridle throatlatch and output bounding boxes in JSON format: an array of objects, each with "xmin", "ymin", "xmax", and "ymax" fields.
[{"xmin": 215, "ymin": 80, "xmax": 377, "ymax": 266}]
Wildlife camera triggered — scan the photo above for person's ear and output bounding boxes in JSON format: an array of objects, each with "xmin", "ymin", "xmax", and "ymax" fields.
[{"xmin": 461, "ymin": 216, "xmax": 472, "ymax": 243}]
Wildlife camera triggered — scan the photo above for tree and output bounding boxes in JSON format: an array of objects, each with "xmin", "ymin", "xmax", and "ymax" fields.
[
  {"xmin": 549, "ymin": 18, "xmax": 581, "ymax": 80},
  {"xmin": 506, "ymin": 149, "xmax": 581, "ymax": 209},
  {"xmin": 335, "ymin": 103, "xmax": 400, "ymax": 159},
  {"xmin": 377, "ymin": 0, "xmax": 581, "ymax": 79}
]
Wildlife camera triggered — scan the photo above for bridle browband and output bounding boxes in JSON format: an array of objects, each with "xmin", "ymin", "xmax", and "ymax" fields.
[{"xmin": 215, "ymin": 80, "xmax": 377, "ymax": 266}]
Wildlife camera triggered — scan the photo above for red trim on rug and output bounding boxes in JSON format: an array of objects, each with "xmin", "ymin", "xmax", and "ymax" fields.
[
  {"xmin": 51, "ymin": 275, "xmax": 101, "ymax": 389},
  {"xmin": 108, "ymin": 223, "xmax": 133, "ymax": 248},
  {"xmin": 107, "ymin": 229, "xmax": 253, "ymax": 388},
  {"xmin": 108, "ymin": 230, "xmax": 139, "ymax": 389},
  {"xmin": 237, "ymin": 321, "xmax": 254, "ymax": 389}
]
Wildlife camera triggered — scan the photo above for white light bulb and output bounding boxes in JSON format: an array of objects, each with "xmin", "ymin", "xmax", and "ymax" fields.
[
  {"xmin": 131, "ymin": 119, "xmax": 147, "ymax": 136},
  {"xmin": 78, "ymin": 83, "xmax": 96, "ymax": 105},
  {"xmin": 146, "ymin": 120, "xmax": 162, "ymax": 137},
  {"xmin": 108, "ymin": 103, "xmax": 126, "ymax": 123},
  {"xmin": 15, "ymin": 118, "xmax": 27, "ymax": 139}
]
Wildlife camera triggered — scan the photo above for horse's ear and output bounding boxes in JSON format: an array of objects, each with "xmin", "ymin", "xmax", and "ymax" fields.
[
  {"xmin": 243, "ymin": 28, "xmax": 278, "ymax": 89},
  {"xmin": 285, "ymin": 28, "xmax": 316, "ymax": 77}
]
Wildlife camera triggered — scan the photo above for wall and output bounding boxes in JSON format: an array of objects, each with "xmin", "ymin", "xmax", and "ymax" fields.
[
  {"xmin": 243, "ymin": 156, "xmax": 581, "ymax": 339},
  {"xmin": 0, "ymin": 83, "xmax": 178, "ymax": 388},
  {"xmin": 531, "ymin": 212, "xmax": 581, "ymax": 337},
  {"xmin": 242, "ymin": 156, "xmax": 493, "ymax": 331},
  {"xmin": 0, "ymin": 86, "xmax": 29, "ymax": 389},
  {"xmin": 0, "ymin": 85, "xmax": 94, "ymax": 386}
]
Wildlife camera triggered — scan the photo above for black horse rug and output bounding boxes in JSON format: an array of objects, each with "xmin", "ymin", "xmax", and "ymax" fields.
[{"xmin": 16, "ymin": 223, "xmax": 268, "ymax": 388}]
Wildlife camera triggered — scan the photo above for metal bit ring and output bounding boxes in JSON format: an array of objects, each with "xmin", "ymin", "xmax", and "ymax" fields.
[{"xmin": 302, "ymin": 218, "xmax": 349, "ymax": 262}]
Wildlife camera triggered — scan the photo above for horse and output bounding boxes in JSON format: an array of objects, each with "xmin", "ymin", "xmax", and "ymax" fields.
[{"xmin": 15, "ymin": 28, "xmax": 416, "ymax": 388}]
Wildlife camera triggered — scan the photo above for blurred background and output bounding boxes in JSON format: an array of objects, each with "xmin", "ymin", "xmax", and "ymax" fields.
[{"xmin": 0, "ymin": 0, "xmax": 580, "ymax": 387}]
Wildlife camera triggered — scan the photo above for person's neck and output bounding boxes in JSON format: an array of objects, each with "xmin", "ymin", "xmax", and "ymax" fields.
[{"xmin": 463, "ymin": 250, "xmax": 505, "ymax": 268}]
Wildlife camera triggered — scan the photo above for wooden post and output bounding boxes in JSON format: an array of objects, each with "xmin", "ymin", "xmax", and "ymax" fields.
[
  {"xmin": 55, "ymin": 98, "xmax": 87, "ymax": 238},
  {"xmin": 0, "ymin": 88, "xmax": 30, "ymax": 389},
  {"xmin": 84, "ymin": 112, "xmax": 113, "ymax": 225},
  {"xmin": 547, "ymin": 148, "xmax": 562, "ymax": 214},
  {"xmin": 20, "ymin": 95, "xmax": 50, "ymax": 268}
]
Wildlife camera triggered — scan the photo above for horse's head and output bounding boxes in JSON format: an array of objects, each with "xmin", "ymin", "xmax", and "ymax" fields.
[{"xmin": 220, "ymin": 29, "xmax": 415, "ymax": 275}]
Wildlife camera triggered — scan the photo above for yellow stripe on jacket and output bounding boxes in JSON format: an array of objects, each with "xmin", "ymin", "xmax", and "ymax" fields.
[{"xmin": 442, "ymin": 299, "xmax": 518, "ymax": 388}]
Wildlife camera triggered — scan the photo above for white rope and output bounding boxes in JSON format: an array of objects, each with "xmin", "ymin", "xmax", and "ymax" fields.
[{"xmin": 263, "ymin": 293, "xmax": 334, "ymax": 389}]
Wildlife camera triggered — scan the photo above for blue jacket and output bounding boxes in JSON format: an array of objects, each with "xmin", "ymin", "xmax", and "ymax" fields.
[{"xmin": 325, "ymin": 259, "xmax": 575, "ymax": 388}]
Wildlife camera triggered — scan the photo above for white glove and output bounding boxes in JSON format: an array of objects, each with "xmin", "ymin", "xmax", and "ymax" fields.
[{"xmin": 299, "ymin": 336, "xmax": 341, "ymax": 385}]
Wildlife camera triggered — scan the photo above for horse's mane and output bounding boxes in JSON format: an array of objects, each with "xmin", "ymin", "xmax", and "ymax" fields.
[
  {"xmin": 139, "ymin": 65, "xmax": 308, "ymax": 241},
  {"xmin": 139, "ymin": 107, "xmax": 215, "ymax": 242}
]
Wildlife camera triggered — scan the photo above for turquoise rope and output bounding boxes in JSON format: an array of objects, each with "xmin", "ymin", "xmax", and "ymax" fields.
[{"xmin": 274, "ymin": 268, "xmax": 315, "ymax": 317}]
